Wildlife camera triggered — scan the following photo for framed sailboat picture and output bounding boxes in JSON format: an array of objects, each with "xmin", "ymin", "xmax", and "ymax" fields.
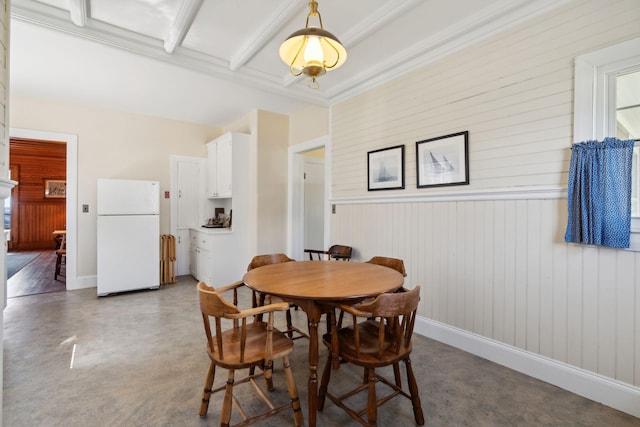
[
  {"xmin": 367, "ymin": 145, "xmax": 405, "ymax": 191},
  {"xmin": 416, "ymin": 131, "xmax": 469, "ymax": 188}
]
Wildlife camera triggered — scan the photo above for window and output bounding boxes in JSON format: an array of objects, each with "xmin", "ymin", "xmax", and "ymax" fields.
[
  {"xmin": 613, "ymin": 70, "xmax": 640, "ymax": 216},
  {"xmin": 574, "ymin": 37, "xmax": 640, "ymax": 249}
]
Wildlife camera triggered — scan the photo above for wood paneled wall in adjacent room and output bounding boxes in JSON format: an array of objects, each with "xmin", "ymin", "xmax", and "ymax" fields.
[{"xmin": 9, "ymin": 138, "xmax": 66, "ymax": 250}]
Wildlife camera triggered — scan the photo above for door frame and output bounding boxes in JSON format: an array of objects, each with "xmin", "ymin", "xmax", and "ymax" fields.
[
  {"xmin": 9, "ymin": 128, "xmax": 78, "ymax": 289},
  {"xmin": 169, "ymin": 154, "xmax": 206, "ymax": 276},
  {"xmin": 287, "ymin": 135, "xmax": 330, "ymax": 260}
]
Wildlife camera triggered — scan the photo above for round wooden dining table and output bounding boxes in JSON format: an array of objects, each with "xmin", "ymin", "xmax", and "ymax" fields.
[{"xmin": 243, "ymin": 260, "xmax": 404, "ymax": 427}]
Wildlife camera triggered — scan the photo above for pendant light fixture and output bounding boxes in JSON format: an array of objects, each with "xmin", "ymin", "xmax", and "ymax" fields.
[{"xmin": 279, "ymin": 0, "xmax": 347, "ymax": 89}]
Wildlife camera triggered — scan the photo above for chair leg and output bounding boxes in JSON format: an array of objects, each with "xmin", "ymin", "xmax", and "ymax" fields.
[
  {"xmin": 221, "ymin": 369, "xmax": 235, "ymax": 427},
  {"xmin": 404, "ymin": 358, "xmax": 425, "ymax": 426},
  {"xmin": 285, "ymin": 309, "xmax": 294, "ymax": 339},
  {"xmin": 393, "ymin": 362, "xmax": 402, "ymax": 387},
  {"xmin": 263, "ymin": 359, "xmax": 274, "ymax": 391},
  {"xmin": 318, "ymin": 351, "xmax": 333, "ymax": 410},
  {"xmin": 283, "ymin": 355, "xmax": 304, "ymax": 426},
  {"xmin": 199, "ymin": 361, "xmax": 216, "ymax": 417},
  {"xmin": 55, "ymin": 253, "xmax": 62, "ymax": 280},
  {"xmin": 366, "ymin": 367, "xmax": 378, "ymax": 426}
]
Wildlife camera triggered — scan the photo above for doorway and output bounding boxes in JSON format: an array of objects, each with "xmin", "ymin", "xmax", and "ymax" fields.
[
  {"xmin": 288, "ymin": 136, "xmax": 329, "ymax": 260},
  {"xmin": 7, "ymin": 137, "xmax": 68, "ymax": 297},
  {"xmin": 303, "ymin": 155, "xmax": 324, "ymax": 253},
  {"xmin": 8, "ymin": 128, "xmax": 78, "ymax": 292}
]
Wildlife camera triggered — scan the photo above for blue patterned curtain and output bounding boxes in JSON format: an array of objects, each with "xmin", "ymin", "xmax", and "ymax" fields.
[{"xmin": 565, "ymin": 138, "xmax": 635, "ymax": 248}]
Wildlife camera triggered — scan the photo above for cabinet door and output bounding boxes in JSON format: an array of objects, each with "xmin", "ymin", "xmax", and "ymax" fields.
[
  {"xmin": 190, "ymin": 246, "xmax": 198, "ymax": 278},
  {"xmin": 206, "ymin": 142, "xmax": 218, "ymax": 198},
  {"xmin": 196, "ymin": 246, "xmax": 214, "ymax": 285},
  {"xmin": 215, "ymin": 138, "xmax": 233, "ymax": 198},
  {"xmin": 177, "ymin": 158, "xmax": 201, "ymax": 228}
]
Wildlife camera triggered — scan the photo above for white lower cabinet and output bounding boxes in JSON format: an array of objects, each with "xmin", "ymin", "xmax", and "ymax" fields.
[{"xmin": 190, "ymin": 230, "xmax": 214, "ymax": 285}]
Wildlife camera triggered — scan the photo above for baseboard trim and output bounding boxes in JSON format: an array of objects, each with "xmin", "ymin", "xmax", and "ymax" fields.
[
  {"xmin": 415, "ymin": 317, "xmax": 640, "ymax": 418},
  {"xmin": 67, "ymin": 275, "xmax": 96, "ymax": 291}
]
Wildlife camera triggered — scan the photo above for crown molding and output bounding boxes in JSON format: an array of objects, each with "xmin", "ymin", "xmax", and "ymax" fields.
[
  {"xmin": 11, "ymin": 0, "xmax": 573, "ymax": 109},
  {"xmin": 327, "ymin": 0, "xmax": 573, "ymax": 103},
  {"xmin": 10, "ymin": 0, "xmax": 328, "ymax": 106}
]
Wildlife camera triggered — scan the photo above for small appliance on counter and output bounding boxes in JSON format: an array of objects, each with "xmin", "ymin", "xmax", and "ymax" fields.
[{"xmin": 202, "ymin": 209, "xmax": 231, "ymax": 229}]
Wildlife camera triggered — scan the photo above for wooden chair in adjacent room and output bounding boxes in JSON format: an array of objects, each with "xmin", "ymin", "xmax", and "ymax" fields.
[
  {"xmin": 318, "ymin": 286, "xmax": 424, "ymax": 426},
  {"xmin": 247, "ymin": 254, "xmax": 308, "ymax": 340},
  {"xmin": 197, "ymin": 281, "xmax": 304, "ymax": 427},
  {"xmin": 54, "ymin": 249, "xmax": 66, "ymax": 280},
  {"xmin": 54, "ymin": 233, "xmax": 67, "ymax": 281},
  {"xmin": 304, "ymin": 244, "xmax": 353, "ymax": 261}
]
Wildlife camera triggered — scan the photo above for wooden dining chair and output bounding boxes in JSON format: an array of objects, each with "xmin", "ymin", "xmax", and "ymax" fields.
[
  {"xmin": 304, "ymin": 244, "xmax": 353, "ymax": 261},
  {"xmin": 365, "ymin": 256, "xmax": 407, "ymax": 277},
  {"xmin": 197, "ymin": 281, "xmax": 304, "ymax": 427},
  {"xmin": 54, "ymin": 249, "xmax": 66, "ymax": 280},
  {"xmin": 247, "ymin": 254, "xmax": 308, "ymax": 340},
  {"xmin": 318, "ymin": 286, "xmax": 424, "ymax": 426}
]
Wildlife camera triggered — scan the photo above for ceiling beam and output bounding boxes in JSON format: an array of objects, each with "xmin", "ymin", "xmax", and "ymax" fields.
[
  {"xmin": 10, "ymin": 0, "xmax": 327, "ymax": 105},
  {"xmin": 68, "ymin": 0, "xmax": 88, "ymax": 27},
  {"xmin": 164, "ymin": 0, "xmax": 204, "ymax": 54},
  {"xmin": 229, "ymin": 0, "xmax": 306, "ymax": 72}
]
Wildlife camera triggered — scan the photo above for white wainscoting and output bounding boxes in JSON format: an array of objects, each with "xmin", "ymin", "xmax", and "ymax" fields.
[{"xmin": 330, "ymin": 193, "xmax": 640, "ymax": 417}]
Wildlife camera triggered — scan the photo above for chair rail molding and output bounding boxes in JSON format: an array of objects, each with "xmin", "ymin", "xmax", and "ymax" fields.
[{"xmin": 331, "ymin": 186, "xmax": 566, "ymax": 205}]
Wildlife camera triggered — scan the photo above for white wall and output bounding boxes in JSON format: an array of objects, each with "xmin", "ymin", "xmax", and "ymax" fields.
[
  {"xmin": 330, "ymin": 0, "xmax": 640, "ymax": 415},
  {"xmin": 0, "ymin": 2, "xmax": 9, "ymax": 425},
  {"xmin": 9, "ymin": 95, "xmax": 221, "ymax": 280}
]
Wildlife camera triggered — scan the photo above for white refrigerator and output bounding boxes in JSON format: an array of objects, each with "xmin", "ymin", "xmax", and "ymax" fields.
[{"xmin": 97, "ymin": 179, "xmax": 160, "ymax": 296}]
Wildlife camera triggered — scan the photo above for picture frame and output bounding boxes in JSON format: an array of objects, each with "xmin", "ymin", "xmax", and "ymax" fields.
[
  {"xmin": 44, "ymin": 180, "xmax": 67, "ymax": 198},
  {"xmin": 367, "ymin": 145, "xmax": 405, "ymax": 191},
  {"xmin": 416, "ymin": 131, "xmax": 469, "ymax": 188}
]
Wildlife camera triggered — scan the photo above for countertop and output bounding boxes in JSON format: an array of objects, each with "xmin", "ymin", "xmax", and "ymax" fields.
[{"xmin": 191, "ymin": 226, "xmax": 233, "ymax": 235}]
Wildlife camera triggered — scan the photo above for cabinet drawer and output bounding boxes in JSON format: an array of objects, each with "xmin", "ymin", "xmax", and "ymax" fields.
[{"xmin": 190, "ymin": 231, "xmax": 211, "ymax": 248}]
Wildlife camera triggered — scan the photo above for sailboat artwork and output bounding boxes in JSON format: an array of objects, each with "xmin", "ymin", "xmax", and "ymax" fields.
[
  {"xmin": 367, "ymin": 145, "xmax": 405, "ymax": 191},
  {"xmin": 426, "ymin": 151, "xmax": 455, "ymax": 176},
  {"xmin": 375, "ymin": 158, "xmax": 398, "ymax": 182},
  {"xmin": 416, "ymin": 131, "xmax": 469, "ymax": 188}
]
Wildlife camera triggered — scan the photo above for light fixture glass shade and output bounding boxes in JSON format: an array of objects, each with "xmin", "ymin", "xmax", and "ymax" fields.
[{"xmin": 279, "ymin": 27, "xmax": 347, "ymax": 78}]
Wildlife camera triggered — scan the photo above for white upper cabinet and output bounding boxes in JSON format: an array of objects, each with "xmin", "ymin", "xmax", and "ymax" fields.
[{"xmin": 207, "ymin": 134, "xmax": 233, "ymax": 198}]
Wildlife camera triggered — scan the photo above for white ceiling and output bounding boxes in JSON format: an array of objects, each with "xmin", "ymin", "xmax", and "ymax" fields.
[{"xmin": 9, "ymin": 0, "xmax": 568, "ymax": 127}]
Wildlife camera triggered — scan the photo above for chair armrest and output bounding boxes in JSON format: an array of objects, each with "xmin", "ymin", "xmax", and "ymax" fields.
[
  {"xmin": 303, "ymin": 249, "xmax": 329, "ymax": 254},
  {"xmin": 214, "ymin": 280, "xmax": 245, "ymax": 294},
  {"xmin": 328, "ymin": 301, "xmax": 372, "ymax": 318},
  {"xmin": 226, "ymin": 301, "xmax": 291, "ymax": 320}
]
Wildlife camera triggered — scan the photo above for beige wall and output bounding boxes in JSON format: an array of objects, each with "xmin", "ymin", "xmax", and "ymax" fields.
[
  {"xmin": 10, "ymin": 95, "xmax": 221, "ymax": 277},
  {"xmin": 329, "ymin": 0, "xmax": 640, "ymax": 410},
  {"xmin": 224, "ymin": 109, "xmax": 290, "ymax": 254},
  {"xmin": 255, "ymin": 110, "xmax": 289, "ymax": 254},
  {"xmin": 288, "ymin": 105, "xmax": 329, "ymax": 146}
]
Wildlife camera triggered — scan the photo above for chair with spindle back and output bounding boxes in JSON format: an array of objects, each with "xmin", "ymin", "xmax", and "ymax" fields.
[
  {"xmin": 197, "ymin": 281, "xmax": 304, "ymax": 426},
  {"xmin": 247, "ymin": 254, "xmax": 308, "ymax": 340},
  {"xmin": 318, "ymin": 286, "xmax": 424, "ymax": 426},
  {"xmin": 304, "ymin": 244, "xmax": 353, "ymax": 261},
  {"xmin": 365, "ymin": 256, "xmax": 407, "ymax": 277}
]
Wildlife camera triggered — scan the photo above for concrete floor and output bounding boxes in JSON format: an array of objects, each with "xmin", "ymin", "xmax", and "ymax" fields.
[{"xmin": 3, "ymin": 276, "xmax": 639, "ymax": 426}]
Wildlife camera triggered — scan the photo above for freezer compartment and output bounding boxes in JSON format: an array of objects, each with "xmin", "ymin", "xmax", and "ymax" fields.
[
  {"xmin": 97, "ymin": 179, "xmax": 160, "ymax": 215},
  {"xmin": 97, "ymin": 215, "xmax": 160, "ymax": 296}
]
